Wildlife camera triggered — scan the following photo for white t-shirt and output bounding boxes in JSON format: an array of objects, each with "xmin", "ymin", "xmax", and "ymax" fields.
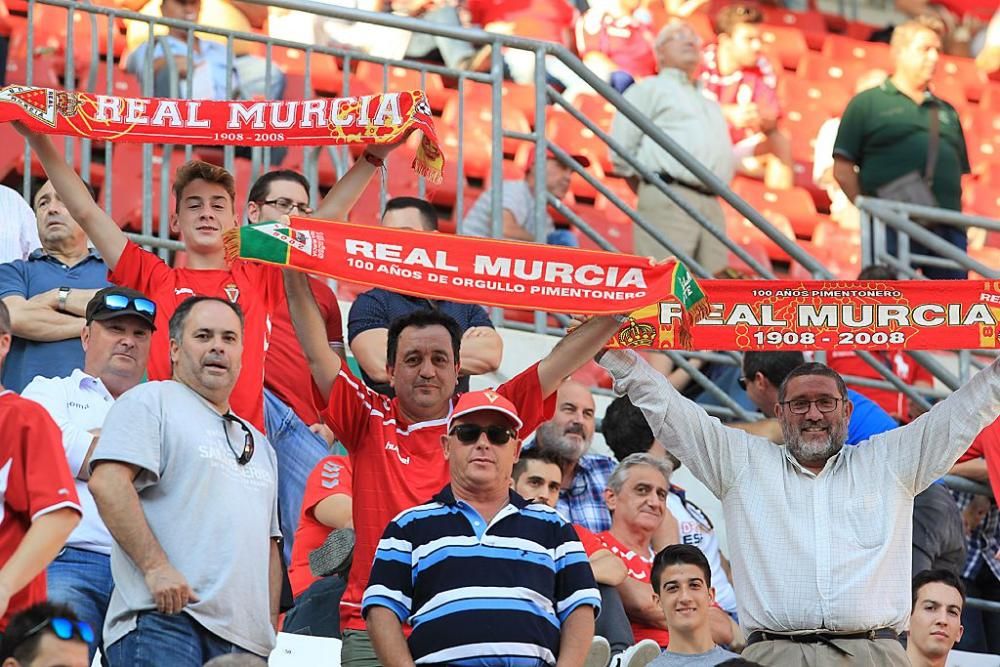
[
  {"xmin": 92, "ymin": 380, "xmax": 280, "ymax": 656},
  {"xmin": 668, "ymin": 489, "xmax": 738, "ymax": 616},
  {"xmin": 0, "ymin": 185, "xmax": 40, "ymax": 263},
  {"xmin": 22, "ymin": 369, "xmax": 114, "ymax": 554}
]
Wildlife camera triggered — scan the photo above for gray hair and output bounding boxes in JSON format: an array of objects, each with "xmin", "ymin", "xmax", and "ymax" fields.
[{"xmin": 607, "ymin": 452, "xmax": 674, "ymax": 494}]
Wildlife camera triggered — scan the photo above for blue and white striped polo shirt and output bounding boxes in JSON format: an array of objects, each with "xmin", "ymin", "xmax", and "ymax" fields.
[{"xmin": 362, "ymin": 486, "xmax": 601, "ymax": 666}]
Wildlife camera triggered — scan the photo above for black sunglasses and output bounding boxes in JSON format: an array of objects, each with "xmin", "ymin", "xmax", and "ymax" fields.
[
  {"xmin": 16, "ymin": 617, "xmax": 95, "ymax": 651},
  {"xmin": 449, "ymin": 423, "xmax": 517, "ymax": 445},
  {"xmin": 102, "ymin": 293, "xmax": 156, "ymax": 317},
  {"xmin": 222, "ymin": 413, "xmax": 255, "ymax": 465}
]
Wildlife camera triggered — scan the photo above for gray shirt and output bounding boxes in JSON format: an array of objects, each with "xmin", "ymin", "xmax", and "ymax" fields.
[
  {"xmin": 91, "ymin": 380, "xmax": 280, "ymax": 656},
  {"xmin": 461, "ymin": 179, "xmax": 553, "ymax": 240},
  {"xmin": 649, "ymin": 646, "xmax": 740, "ymax": 666}
]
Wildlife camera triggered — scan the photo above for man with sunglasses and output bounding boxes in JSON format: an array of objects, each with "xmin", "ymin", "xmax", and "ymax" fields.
[
  {"xmin": 0, "ymin": 602, "xmax": 90, "ymax": 667},
  {"xmin": 363, "ymin": 390, "xmax": 601, "ymax": 667},
  {"xmin": 599, "ymin": 348, "xmax": 1000, "ymax": 666},
  {"xmin": 0, "ymin": 301, "xmax": 81, "ymax": 632},
  {"xmin": 286, "ymin": 269, "xmax": 624, "ymax": 667},
  {"xmin": 88, "ymin": 296, "xmax": 280, "ymax": 666},
  {"xmin": 20, "ymin": 287, "xmax": 155, "ymax": 662}
]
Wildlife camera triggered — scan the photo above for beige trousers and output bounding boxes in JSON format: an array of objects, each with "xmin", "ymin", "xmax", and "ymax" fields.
[
  {"xmin": 742, "ymin": 636, "xmax": 910, "ymax": 667},
  {"xmin": 634, "ymin": 181, "xmax": 728, "ymax": 275}
]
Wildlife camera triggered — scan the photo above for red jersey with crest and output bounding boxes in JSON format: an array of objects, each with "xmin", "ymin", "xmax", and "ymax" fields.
[
  {"xmin": 324, "ymin": 365, "xmax": 554, "ymax": 633},
  {"xmin": 597, "ymin": 530, "xmax": 671, "ymax": 648},
  {"xmin": 0, "ymin": 391, "xmax": 82, "ymax": 629},
  {"xmin": 287, "ymin": 455, "xmax": 352, "ymax": 597},
  {"xmin": 110, "ymin": 241, "xmax": 283, "ymax": 432}
]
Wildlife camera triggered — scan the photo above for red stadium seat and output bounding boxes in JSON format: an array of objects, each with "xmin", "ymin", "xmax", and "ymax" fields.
[
  {"xmin": 969, "ymin": 246, "xmax": 1000, "ymax": 280},
  {"xmin": 573, "ymin": 93, "xmax": 616, "ymax": 133},
  {"xmin": 981, "ymin": 82, "xmax": 1000, "ymax": 111},
  {"xmin": 796, "ymin": 52, "xmax": 868, "ymax": 92},
  {"xmin": 931, "ymin": 76, "xmax": 968, "ymax": 110},
  {"xmin": 788, "ymin": 243, "xmax": 860, "ymax": 279},
  {"xmin": 936, "ymin": 54, "xmax": 987, "ymax": 103},
  {"xmin": 759, "ymin": 24, "xmax": 809, "ymax": 71},
  {"xmin": 820, "ymin": 34, "xmax": 892, "ymax": 72},
  {"xmin": 780, "ymin": 104, "xmax": 835, "ymax": 165},
  {"xmin": 731, "ymin": 178, "xmax": 820, "ymax": 239},
  {"xmin": 725, "ymin": 208, "xmax": 796, "ymax": 262},
  {"xmin": 570, "ymin": 360, "xmax": 612, "ymax": 390},
  {"xmin": 966, "ymin": 182, "xmax": 1000, "ymax": 220},
  {"xmin": 728, "ymin": 239, "xmax": 774, "ymax": 277},
  {"xmin": 546, "ymin": 110, "xmax": 613, "ymax": 173},
  {"xmin": 572, "ymin": 196, "xmax": 633, "ymax": 253},
  {"xmin": 777, "ymin": 76, "xmax": 850, "ymax": 118},
  {"xmin": 270, "ymin": 47, "xmax": 343, "ymax": 95},
  {"xmin": 354, "ymin": 61, "xmax": 447, "ymax": 112},
  {"xmin": 441, "ymin": 95, "xmax": 530, "ymax": 159},
  {"xmin": 761, "ymin": 7, "xmax": 827, "ymax": 50}
]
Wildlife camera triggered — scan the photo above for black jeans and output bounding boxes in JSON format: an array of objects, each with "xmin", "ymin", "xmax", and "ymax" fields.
[{"xmin": 596, "ymin": 584, "xmax": 635, "ymax": 655}]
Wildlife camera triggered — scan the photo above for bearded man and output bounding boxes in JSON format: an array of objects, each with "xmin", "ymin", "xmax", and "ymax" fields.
[
  {"xmin": 598, "ymin": 351, "xmax": 1000, "ymax": 667},
  {"xmin": 532, "ymin": 380, "xmax": 616, "ymax": 533}
]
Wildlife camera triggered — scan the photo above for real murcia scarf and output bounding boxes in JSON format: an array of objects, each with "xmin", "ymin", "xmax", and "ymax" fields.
[
  {"xmin": 229, "ymin": 217, "xmax": 1000, "ymax": 351},
  {"xmin": 225, "ymin": 216, "xmax": 709, "ymax": 338},
  {"xmin": 0, "ymin": 85, "xmax": 444, "ymax": 182}
]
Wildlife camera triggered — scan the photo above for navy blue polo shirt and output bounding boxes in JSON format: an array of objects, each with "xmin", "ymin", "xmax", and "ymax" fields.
[
  {"xmin": 0, "ymin": 249, "xmax": 109, "ymax": 391},
  {"xmin": 347, "ymin": 288, "xmax": 494, "ymax": 394}
]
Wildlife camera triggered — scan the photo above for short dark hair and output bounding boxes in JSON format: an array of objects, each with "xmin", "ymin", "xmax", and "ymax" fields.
[
  {"xmin": 857, "ymin": 264, "xmax": 897, "ymax": 280},
  {"xmin": 602, "ymin": 395, "xmax": 655, "ymax": 460},
  {"xmin": 651, "ymin": 544, "xmax": 712, "ymax": 591},
  {"xmin": 173, "ymin": 160, "xmax": 236, "ymax": 213},
  {"xmin": 247, "ymin": 169, "xmax": 311, "ymax": 205},
  {"xmin": 912, "ymin": 568, "xmax": 966, "ymax": 610},
  {"xmin": 715, "ymin": 3, "xmax": 763, "ymax": 35},
  {"xmin": 513, "ymin": 447, "xmax": 567, "ymax": 482},
  {"xmin": 168, "ymin": 296, "xmax": 245, "ymax": 343},
  {"xmin": 717, "ymin": 660, "xmax": 766, "ymax": 667},
  {"xmin": 777, "ymin": 362, "xmax": 848, "ymax": 403},
  {"xmin": 0, "ymin": 602, "xmax": 84, "ymax": 662},
  {"xmin": 383, "ymin": 196, "xmax": 439, "ymax": 231},
  {"xmin": 0, "ymin": 298, "xmax": 10, "ymax": 334},
  {"xmin": 742, "ymin": 351, "xmax": 805, "ymax": 388},
  {"xmin": 386, "ymin": 309, "xmax": 461, "ymax": 368}
]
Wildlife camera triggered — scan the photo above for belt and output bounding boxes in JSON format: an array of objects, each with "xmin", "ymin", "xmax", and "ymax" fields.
[
  {"xmin": 746, "ymin": 629, "xmax": 899, "ymax": 656},
  {"xmin": 655, "ymin": 171, "xmax": 716, "ymax": 197}
]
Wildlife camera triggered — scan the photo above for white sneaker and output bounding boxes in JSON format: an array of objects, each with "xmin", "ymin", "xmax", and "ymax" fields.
[
  {"xmin": 611, "ymin": 639, "xmax": 662, "ymax": 667},
  {"xmin": 584, "ymin": 636, "xmax": 612, "ymax": 667}
]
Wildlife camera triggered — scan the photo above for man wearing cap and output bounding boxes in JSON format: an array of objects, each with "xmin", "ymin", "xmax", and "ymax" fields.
[
  {"xmin": 461, "ymin": 149, "xmax": 589, "ymax": 245},
  {"xmin": 87, "ymin": 296, "xmax": 281, "ymax": 666},
  {"xmin": 363, "ymin": 390, "xmax": 601, "ymax": 666},
  {"xmin": 21, "ymin": 287, "xmax": 156, "ymax": 661}
]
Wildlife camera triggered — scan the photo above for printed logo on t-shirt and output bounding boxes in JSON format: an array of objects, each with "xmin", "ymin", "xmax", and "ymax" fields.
[
  {"xmin": 321, "ymin": 460, "xmax": 344, "ymax": 489},
  {"xmin": 681, "ymin": 522, "xmax": 705, "ymax": 547},
  {"xmin": 384, "ymin": 442, "xmax": 411, "ymax": 465},
  {"xmin": 174, "ymin": 288, "xmax": 196, "ymax": 297},
  {"xmin": 198, "ymin": 431, "xmax": 273, "ymax": 489}
]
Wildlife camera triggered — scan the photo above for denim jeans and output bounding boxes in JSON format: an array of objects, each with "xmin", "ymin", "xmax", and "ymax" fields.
[
  {"xmin": 47, "ymin": 547, "xmax": 113, "ymax": 663},
  {"xmin": 281, "ymin": 575, "xmax": 347, "ymax": 638},
  {"xmin": 884, "ymin": 223, "xmax": 968, "ymax": 279},
  {"xmin": 105, "ymin": 611, "xmax": 255, "ymax": 667},
  {"xmin": 263, "ymin": 388, "xmax": 332, "ymax": 561}
]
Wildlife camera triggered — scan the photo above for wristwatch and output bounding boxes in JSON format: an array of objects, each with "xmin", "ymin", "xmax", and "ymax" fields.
[{"xmin": 57, "ymin": 286, "xmax": 71, "ymax": 313}]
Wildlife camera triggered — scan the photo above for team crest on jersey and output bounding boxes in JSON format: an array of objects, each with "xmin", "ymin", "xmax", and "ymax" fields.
[{"xmin": 223, "ymin": 283, "xmax": 240, "ymax": 302}]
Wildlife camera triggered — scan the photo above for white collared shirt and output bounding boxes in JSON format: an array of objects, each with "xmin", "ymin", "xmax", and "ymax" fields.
[
  {"xmin": 600, "ymin": 349, "xmax": 1000, "ymax": 635},
  {"xmin": 0, "ymin": 184, "xmax": 40, "ymax": 263},
  {"xmin": 22, "ymin": 369, "xmax": 114, "ymax": 554}
]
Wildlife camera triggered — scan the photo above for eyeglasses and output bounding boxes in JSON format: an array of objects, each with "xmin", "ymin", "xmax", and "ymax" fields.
[
  {"xmin": 102, "ymin": 293, "xmax": 156, "ymax": 318},
  {"xmin": 16, "ymin": 617, "xmax": 95, "ymax": 650},
  {"xmin": 259, "ymin": 198, "xmax": 314, "ymax": 216},
  {"xmin": 449, "ymin": 423, "xmax": 517, "ymax": 446},
  {"xmin": 780, "ymin": 397, "xmax": 844, "ymax": 415},
  {"xmin": 222, "ymin": 413, "xmax": 254, "ymax": 465}
]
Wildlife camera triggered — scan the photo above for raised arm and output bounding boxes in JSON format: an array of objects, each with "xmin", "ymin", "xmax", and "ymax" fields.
[
  {"xmin": 599, "ymin": 349, "xmax": 754, "ymax": 499},
  {"xmin": 285, "ymin": 269, "xmax": 343, "ymax": 402},
  {"xmin": 89, "ymin": 461, "xmax": 199, "ymax": 614},
  {"xmin": 14, "ymin": 124, "xmax": 128, "ymax": 268},
  {"xmin": 459, "ymin": 326, "xmax": 503, "ymax": 376},
  {"xmin": 313, "ymin": 142, "xmax": 404, "ymax": 222},
  {"xmin": 536, "ymin": 316, "xmax": 623, "ymax": 397}
]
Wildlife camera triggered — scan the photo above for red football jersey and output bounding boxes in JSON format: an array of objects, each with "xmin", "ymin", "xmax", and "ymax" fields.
[
  {"xmin": 110, "ymin": 241, "xmax": 283, "ymax": 432},
  {"xmin": 0, "ymin": 392, "xmax": 82, "ymax": 629},
  {"xmin": 287, "ymin": 455, "xmax": 353, "ymax": 598},
  {"xmin": 597, "ymin": 530, "xmax": 671, "ymax": 648}
]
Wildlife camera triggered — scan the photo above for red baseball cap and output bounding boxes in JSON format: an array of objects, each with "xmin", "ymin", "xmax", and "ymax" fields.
[{"xmin": 447, "ymin": 390, "xmax": 523, "ymax": 432}]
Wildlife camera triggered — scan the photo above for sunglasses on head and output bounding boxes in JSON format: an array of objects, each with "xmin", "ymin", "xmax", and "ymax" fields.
[
  {"xmin": 449, "ymin": 423, "xmax": 517, "ymax": 445},
  {"xmin": 222, "ymin": 413, "xmax": 254, "ymax": 465},
  {"xmin": 102, "ymin": 293, "xmax": 156, "ymax": 318},
  {"xmin": 18, "ymin": 617, "xmax": 95, "ymax": 649}
]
